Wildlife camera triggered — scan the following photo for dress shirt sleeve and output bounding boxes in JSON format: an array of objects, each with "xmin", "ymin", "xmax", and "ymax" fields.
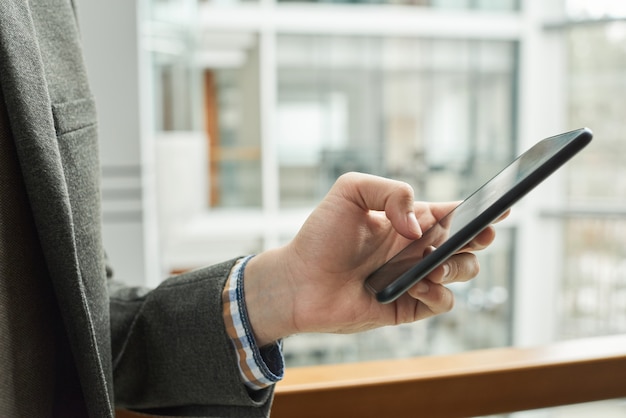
[{"xmin": 222, "ymin": 256, "xmax": 285, "ymax": 390}]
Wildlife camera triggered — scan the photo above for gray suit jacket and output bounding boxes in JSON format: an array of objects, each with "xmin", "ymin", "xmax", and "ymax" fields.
[{"xmin": 0, "ymin": 0, "xmax": 274, "ymax": 416}]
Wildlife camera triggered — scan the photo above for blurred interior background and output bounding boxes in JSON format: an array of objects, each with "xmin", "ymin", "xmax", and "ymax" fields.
[{"xmin": 77, "ymin": 0, "xmax": 626, "ymax": 415}]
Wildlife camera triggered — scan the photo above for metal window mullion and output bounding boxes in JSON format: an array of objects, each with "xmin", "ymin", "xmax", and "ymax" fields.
[{"xmin": 512, "ymin": 0, "xmax": 568, "ymax": 347}]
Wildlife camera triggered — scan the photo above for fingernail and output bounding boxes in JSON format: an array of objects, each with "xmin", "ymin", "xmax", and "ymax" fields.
[
  {"xmin": 407, "ymin": 212, "xmax": 422, "ymax": 238},
  {"xmin": 442, "ymin": 264, "xmax": 451, "ymax": 282},
  {"xmin": 416, "ymin": 280, "xmax": 429, "ymax": 293},
  {"xmin": 442, "ymin": 263, "xmax": 450, "ymax": 278}
]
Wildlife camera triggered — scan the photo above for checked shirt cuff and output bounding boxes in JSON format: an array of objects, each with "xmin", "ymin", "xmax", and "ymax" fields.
[{"xmin": 222, "ymin": 256, "xmax": 285, "ymax": 390}]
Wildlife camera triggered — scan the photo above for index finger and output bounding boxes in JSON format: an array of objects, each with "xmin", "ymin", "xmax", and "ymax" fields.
[{"xmin": 334, "ymin": 172, "xmax": 422, "ymax": 239}]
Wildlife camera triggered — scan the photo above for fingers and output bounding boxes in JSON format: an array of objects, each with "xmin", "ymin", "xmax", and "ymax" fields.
[
  {"xmin": 400, "ymin": 252, "xmax": 480, "ymax": 321},
  {"xmin": 421, "ymin": 201, "xmax": 459, "ymax": 222},
  {"xmin": 495, "ymin": 208, "xmax": 511, "ymax": 223},
  {"xmin": 427, "ymin": 252, "xmax": 480, "ymax": 285},
  {"xmin": 456, "ymin": 225, "xmax": 497, "ymax": 254},
  {"xmin": 404, "ymin": 280, "xmax": 455, "ymax": 317}
]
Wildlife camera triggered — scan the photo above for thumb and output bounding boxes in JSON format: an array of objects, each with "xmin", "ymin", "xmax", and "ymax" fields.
[{"xmin": 335, "ymin": 172, "xmax": 422, "ymax": 239}]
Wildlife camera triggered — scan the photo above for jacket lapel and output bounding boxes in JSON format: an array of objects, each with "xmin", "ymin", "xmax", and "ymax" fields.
[{"xmin": 0, "ymin": 1, "xmax": 113, "ymax": 416}]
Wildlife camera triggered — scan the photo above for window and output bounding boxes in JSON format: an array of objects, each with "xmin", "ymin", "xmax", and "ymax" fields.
[
  {"xmin": 277, "ymin": 35, "xmax": 517, "ymax": 208},
  {"xmin": 144, "ymin": 0, "xmax": 521, "ymax": 363}
]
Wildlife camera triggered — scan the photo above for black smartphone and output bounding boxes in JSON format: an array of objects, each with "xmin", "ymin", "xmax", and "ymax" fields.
[{"xmin": 365, "ymin": 127, "xmax": 593, "ymax": 304}]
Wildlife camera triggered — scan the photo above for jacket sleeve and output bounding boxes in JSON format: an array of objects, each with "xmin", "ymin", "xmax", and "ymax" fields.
[{"xmin": 107, "ymin": 257, "xmax": 275, "ymax": 417}]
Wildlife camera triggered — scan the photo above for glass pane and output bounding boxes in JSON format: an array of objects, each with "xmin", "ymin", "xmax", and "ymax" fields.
[
  {"xmin": 151, "ymin": 30, "xmax": 263, "ymax": 208},
  {"xmin": 208, "ymin": 41, "xmax": 263, "ymax": 208},
  {"xmin": 560, "ymin": 22, "xmax": 626, "ymax": 339},
  {"xmin": 148, "ymin": 0, "xmax": 197, "ymax": 24},
  {"xmin": 566, "ymin": 0, "xmax": 626, "ymax": 19},
  {"xmin": 559, "ymin": 218, "xmax": 626, "ymax": 339},
  {"xmin": 277, "ymin": 35, "xmax": 517, "ymax": 207},
  {"xmin": 567, "ymin": 22, "xmax": 626, "ymax": 204},
  {"xmin": 278, "ymin": 35, "xmax": 518, "ymax": 366}
]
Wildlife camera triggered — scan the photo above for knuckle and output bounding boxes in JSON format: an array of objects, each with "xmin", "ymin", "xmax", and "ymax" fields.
[
  {"xmin": 393, "ymin": 182, "xmax": 414, "ymax": 202},
  {"xmin": 450, "ymin": 253, "xmax": 480, "ymax": 281},
  {"xmin": 442, "ymin": 289, "xmax": 455, "ymax": 312}
]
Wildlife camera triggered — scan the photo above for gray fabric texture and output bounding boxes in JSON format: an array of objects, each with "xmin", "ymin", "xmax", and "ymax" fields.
[
  {"xmin": 0, "ymin": 85, "xmax": 88, "ymax": 417},
  {"xmin": 0, "ymin": 0, "xmax": 274, "ymax": 416},
  {"xmin": 0, "ymin": 73, "xmax": 58, "ymax": 417}
]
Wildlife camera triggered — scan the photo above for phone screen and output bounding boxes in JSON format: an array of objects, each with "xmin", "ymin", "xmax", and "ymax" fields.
[{"xmin": 365, "ymin": 128, "xmax": 593, "ymax": 303}]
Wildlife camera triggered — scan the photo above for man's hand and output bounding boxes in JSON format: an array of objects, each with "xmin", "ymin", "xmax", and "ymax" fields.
[{"xmin": 244, "ymin": 173, "xmax": 504, "ymax": 346}]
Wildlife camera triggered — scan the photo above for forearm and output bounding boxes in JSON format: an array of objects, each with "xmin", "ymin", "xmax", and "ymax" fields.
[{"xmin": 108, "ymin": 260, "xmax": 275, "ymax": 412}]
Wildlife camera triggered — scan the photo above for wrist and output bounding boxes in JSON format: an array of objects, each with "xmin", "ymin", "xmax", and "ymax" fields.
[{"xmin": 243, "ymin": 247, "xmax": 297, "ymax": 347}]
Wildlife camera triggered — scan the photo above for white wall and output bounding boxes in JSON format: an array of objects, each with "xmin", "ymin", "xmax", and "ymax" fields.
[{"xmin": 76, "ymin": 0, "xmax": 159, "ymax": 287}]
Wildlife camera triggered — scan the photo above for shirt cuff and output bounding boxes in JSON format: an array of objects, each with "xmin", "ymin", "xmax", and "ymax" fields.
[{"xmin": 222, "ymin": 255, "xmax": 285, "ymax": 391}]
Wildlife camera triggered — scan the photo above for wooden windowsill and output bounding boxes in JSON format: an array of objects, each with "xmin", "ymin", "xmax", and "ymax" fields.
[{"xmin": 272, "ymin": 334, "xmax": 626, "ymax": 417}]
